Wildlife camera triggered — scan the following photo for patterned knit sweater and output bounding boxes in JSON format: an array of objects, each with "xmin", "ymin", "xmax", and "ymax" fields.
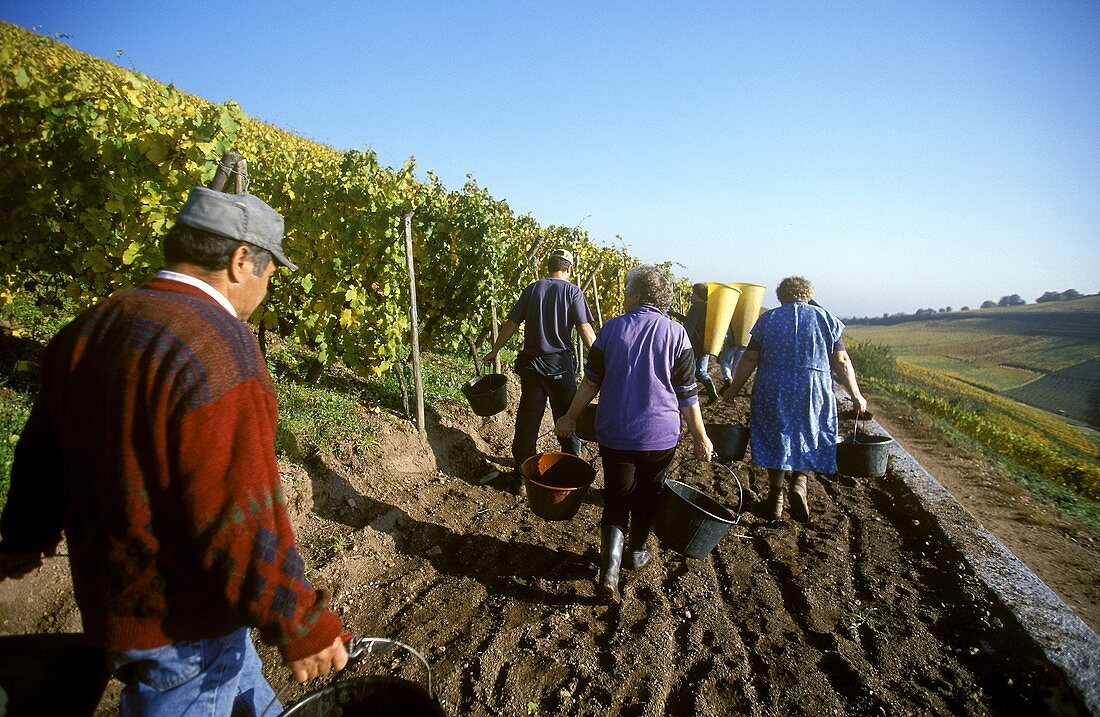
[{"xmin": 1, "ymin": 278, "xmax": 341, "ymax": 661}]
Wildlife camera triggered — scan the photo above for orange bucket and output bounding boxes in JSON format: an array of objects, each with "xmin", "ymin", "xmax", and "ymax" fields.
[{"xmin": 520, "ymin": 452, "xmax": 595, "ymax": 521}]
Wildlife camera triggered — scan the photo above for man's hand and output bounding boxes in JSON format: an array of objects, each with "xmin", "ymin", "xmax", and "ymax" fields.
[
  {"xmin": 0, "ymin": 550, "xmax": 46, "ymax": 580},
  {"xmin": 288, "ymin": 636, "xmax": 349, "ymax": 683}
]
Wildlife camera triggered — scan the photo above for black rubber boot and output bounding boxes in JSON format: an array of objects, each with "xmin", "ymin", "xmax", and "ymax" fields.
[
  {"xmin": 624, "ymin": 516, "xmax": 652, "ymax": 570},
  {"xmin": 598, "ymin": 525, "xmax": 625, "ymax": 603}
]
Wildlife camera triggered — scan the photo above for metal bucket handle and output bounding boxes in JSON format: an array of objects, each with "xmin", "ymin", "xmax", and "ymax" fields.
[
  {"xmin": 345, "ymin": 636, "xmax": 434, "ymax": 698},
  {"xmin": 537, "ymin": 429, "xmax": 601, "ymax": 467},
  {"xmin": 665, "ymin": 457, "xmax": 744, "ymax": 526},
  {"xmin": 262, "ymin": 635, "xmax": 434, "ymax": 717},
  {"xmin": 853, "ymin": 410, "xmax": 868, "ymax": 444}
]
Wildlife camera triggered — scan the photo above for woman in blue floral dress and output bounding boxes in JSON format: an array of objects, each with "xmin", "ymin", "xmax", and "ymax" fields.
[{"xmin": 721, "ymin": 277, "xmax": 868, "ymax": 521}]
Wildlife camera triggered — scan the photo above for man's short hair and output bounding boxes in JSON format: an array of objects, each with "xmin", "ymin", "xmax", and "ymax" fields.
[
  {"xmin": 548, "ymin": 256, "xmax": 573, "ymax": 273},
  {"xmin": 163, "ymin": 224, "xmax": 273, "ymax": 277},
  {"xmin": 548, "ymin": 248, "xmax": 574, "ymax": 274}
]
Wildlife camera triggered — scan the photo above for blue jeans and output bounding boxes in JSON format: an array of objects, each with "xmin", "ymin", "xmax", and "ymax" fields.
[
  {"xmin": 719, "ymin": 344, "xmax": 746, "ymax": 381},
  {"xmin": 696, "ymin": 354, "xmax": 717, "ymax": 394},
  {"xmin": 108, "ymin": 628, "xmax": 280, "ymax": 717},
  {"xmin": 512, "ymin": 352, "xmax": 581, "ymax": 472},
  {"xmin": 696, "ymin": 353, "xmax": 710, "ymax": 380}
]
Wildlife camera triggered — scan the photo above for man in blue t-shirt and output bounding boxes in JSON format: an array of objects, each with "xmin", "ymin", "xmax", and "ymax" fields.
[{"xmin": 486, "ymin": 249, "xmax": 597, "ymax": 493}]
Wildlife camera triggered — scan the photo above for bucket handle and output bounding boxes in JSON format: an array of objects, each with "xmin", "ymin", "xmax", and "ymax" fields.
[
  {"xmin": 261, "ymin": 635, "xmax": 434, "ymax": 717},
  {"xmin": 853, "ymin": 411, "xmax": 868, "ymax": 444},
  {"xmin": 538, "ymin": 429, "xmax": 601, "ymax": 467},
  {"xmin": 666, "ymin": 458, "xmax": 744, "ymax": 526}
]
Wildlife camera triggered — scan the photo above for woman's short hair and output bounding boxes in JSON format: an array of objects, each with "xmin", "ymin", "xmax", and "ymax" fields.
[
  {"xmin": 626, "ymin": 264, "xmax": 675, "ymax": 311},
  {"xmin": 776, "ymin": 276, "xmax": 814, "ymax": 303},
  {"xmin": 163, "ymin": 224, "xmax": 273, "ymax": 276}
]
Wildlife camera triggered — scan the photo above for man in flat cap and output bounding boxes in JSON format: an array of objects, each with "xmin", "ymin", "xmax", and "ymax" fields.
[
  {"xmin": 486, "ymin": 248, "xmax": 597, "ymax": 493},
  {"xmin": 0, "ymin": 187, "xmax": 346, "ymax": 715}
]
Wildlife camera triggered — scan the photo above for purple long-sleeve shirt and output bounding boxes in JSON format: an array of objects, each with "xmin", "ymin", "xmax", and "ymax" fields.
[{"xmin": 584, "ymin": 304, "xmax": 699, "ymax": 451}]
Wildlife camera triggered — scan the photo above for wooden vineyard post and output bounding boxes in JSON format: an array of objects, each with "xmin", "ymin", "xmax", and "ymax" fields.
[
  {"xmin": 574, "ymin": 267, "xmax": 584, "ymax": 371},
  {"xmin": 590, "ymin": 274, "xmax": 604, "ymax": 328},
  {"xmin": 525, "ymin": 235, "xmax": 544, "ymax": 282},
  {"xmin": 475, "ymin": 235, "xmax": 546, "ymax": 349},
  {"xmin": 582, "ymin": 260, "xmax": 605, "ymax": 328},
  {"xmin": 209, "ymin": 151, "xmax": 242, "ymax": 192},
  {"xmin": 403, "ymin": 212, "xmax": 426, "ymax": 437},
  {"xmin": 490, "ymin": 300, "xmax": 501, "ymax": 375},
  {"xmin": 233, "ymin": 158, "xmax": 249, "ymax": 193}
]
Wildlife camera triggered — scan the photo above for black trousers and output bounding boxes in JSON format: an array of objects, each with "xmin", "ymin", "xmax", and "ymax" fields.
[
  {"xmin": 598, "ymin": 445, "xmax": 677, "ymax": 534},
  {"xmin": 512, "ymin": 352, "xmax": 581, "ymax": 472}
]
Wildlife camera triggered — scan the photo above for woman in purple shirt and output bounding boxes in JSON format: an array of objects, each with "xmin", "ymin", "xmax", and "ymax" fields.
[{"xmin": 557, "ymin": 265, "xmax": 713, "ymax": 604}]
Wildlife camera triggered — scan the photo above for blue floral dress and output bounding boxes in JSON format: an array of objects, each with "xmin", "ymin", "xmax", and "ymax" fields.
[{"xmin": 748, "ymin": 301, "xmax": 845, "ymax": 473}]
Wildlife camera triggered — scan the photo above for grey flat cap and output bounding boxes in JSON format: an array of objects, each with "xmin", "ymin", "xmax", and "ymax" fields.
[{"xmin": 175, "ymin": 187, "xmax": 298, "ymax": 271}]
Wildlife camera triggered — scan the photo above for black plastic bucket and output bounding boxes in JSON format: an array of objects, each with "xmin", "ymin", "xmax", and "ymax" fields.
[
  {"xmin": 277, "ymin": 637, "xmax": 443, "ymax": 717},
  {"xmin": 575, "ymin": 403, "xmax": 598, "ymax": 442},
  {"xmin": 279, "ymin": 675, "xmax": 444, "ymax": 716},
  {"xmin": 704, "ymin": 423, "xmax": 749, "ymax": 462},
  {"xmin": 521, "ymin": 452, "xmax": 596, "ymax": 521},
  {"xmin": 460, "ymin": 374, "xmax": 508, "ymax": 416},
  {"xmin": 653, "ymin": 478, "xmax": 740, "ymax": 559},
  {"xmin": 836, "ymin": 435, "xmax": 893, "ymax": 478}
]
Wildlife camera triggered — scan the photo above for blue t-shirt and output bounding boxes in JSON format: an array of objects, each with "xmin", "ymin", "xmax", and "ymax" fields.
[
  {"xmin": 584, "ymin": 304, "xmax": 698, "ymax": 451},
  {"xmin": 507, "ymin": 278, "xmax": 594, "ymax": 356}
]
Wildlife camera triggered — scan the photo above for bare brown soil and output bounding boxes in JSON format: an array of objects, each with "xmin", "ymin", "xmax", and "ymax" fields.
[{"xmin": 2, "ymin": 374, "xmax": 1098, "ymax": 716}]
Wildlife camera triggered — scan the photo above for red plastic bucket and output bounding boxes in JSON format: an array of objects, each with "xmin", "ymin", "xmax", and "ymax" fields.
[{"xmin": 521, "ymin": 452, "xmax": 596, "ymax": 521}]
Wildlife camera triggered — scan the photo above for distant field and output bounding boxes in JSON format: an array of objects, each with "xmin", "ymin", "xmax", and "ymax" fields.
[{"xmin": 845, "ymin": 296, "xmax": 1100, "ymax": 426}]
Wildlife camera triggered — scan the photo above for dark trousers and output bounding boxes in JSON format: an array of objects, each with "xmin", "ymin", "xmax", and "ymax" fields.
[
  {"xmin": 599, "ymin": 446, "xmax": 677, "ymax": 535},
  {"xmin": 512, "ymin": 363, "xmax": 581, "ymax": 473}
]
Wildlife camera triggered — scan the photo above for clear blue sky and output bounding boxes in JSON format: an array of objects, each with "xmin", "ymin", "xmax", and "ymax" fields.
[{"xmin": 5, "ymin": 1, "xmax": 1099, "ymax": 318}]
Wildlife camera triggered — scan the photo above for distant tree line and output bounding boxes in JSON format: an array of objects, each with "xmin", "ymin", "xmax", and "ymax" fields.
[{"xmin": 846, "ymin": 289, "xmax": 1094, "ymax": 325}]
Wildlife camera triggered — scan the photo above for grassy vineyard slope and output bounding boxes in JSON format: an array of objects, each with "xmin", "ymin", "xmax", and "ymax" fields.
[
  {"xmin": 846, "ymin": 296, "xmax": 1100, "ymax": 427},
  {"xmin": 0, "ymin": 22, "xmax": 670, "ymax": 376},
  {"xmin": 845, "ymin": 299, "xmax": 1100, "ymax": 503}
]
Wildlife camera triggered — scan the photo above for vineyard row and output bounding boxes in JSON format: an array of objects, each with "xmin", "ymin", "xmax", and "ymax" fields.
[{"xmin": 0, "ymin": 22, "xmax": 687, "ymax": 375}]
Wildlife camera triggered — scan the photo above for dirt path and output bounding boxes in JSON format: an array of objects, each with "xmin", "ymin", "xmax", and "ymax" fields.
[
  {"xmin": 1, "ymin": 376, "xmax": 1097, "ymax": 715},
  {"xmin": 862, "ymin": 389, "xmax": 1100, "ymax": 632}
]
